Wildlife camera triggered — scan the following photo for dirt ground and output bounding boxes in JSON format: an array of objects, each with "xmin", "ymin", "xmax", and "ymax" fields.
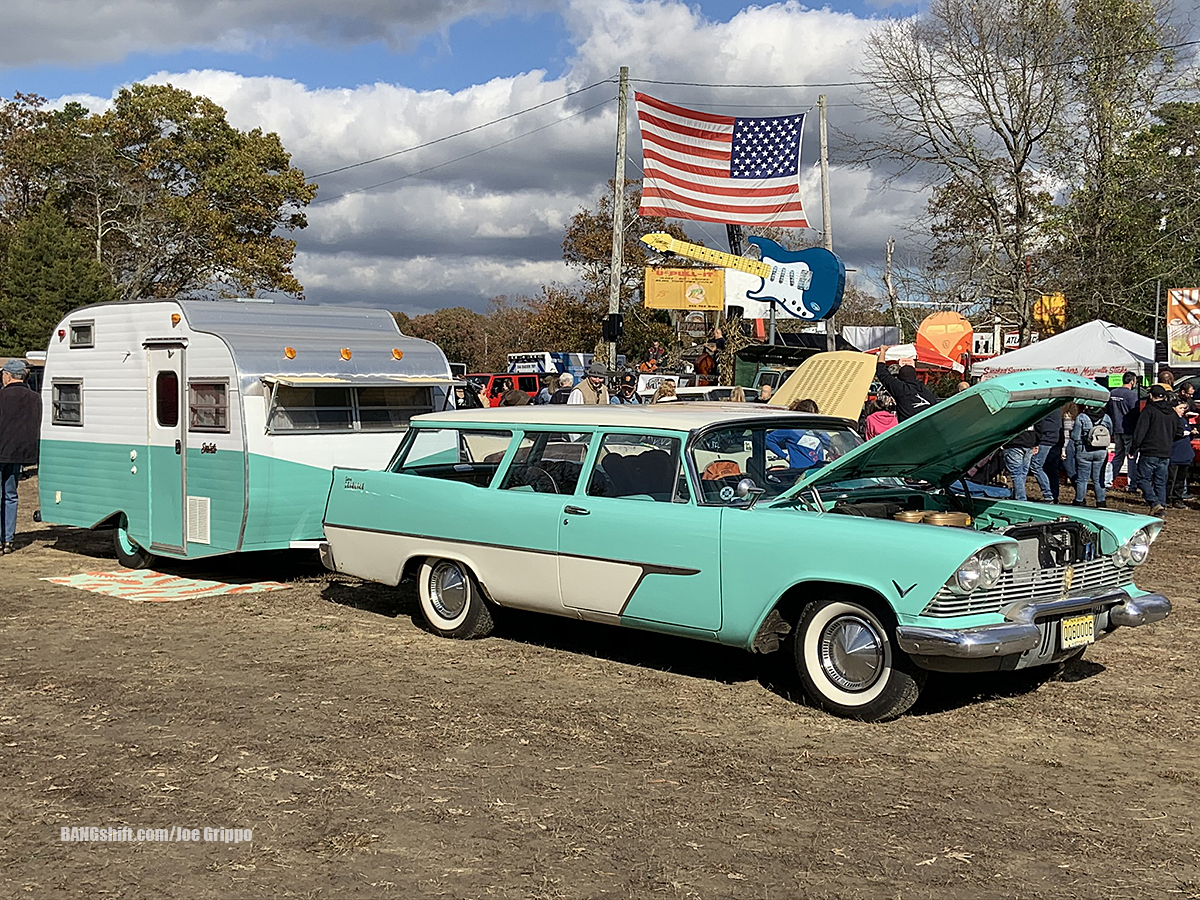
[{"xmin": 1, "ymin": 472, "xmax": 1197, "ymax": 900}]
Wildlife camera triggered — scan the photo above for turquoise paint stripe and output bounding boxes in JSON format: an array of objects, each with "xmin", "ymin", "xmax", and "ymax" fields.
[{"xmin": 40, "ymin": 438, "xmax": 340, "ymax": 559}]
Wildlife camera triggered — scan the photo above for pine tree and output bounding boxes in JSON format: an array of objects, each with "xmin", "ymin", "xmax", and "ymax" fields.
[{"xmin": 0, "ymin": 203, "xmax": 117, "ymax": 356}]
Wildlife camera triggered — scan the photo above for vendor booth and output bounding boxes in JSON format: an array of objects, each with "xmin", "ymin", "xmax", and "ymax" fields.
[{"xmin": 970, "ymin": 320, "xmax": 1154, "ymax": 380}]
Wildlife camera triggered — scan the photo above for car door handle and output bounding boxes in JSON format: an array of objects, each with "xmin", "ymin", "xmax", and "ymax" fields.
[
  {"xmin": 174, "ymin": 439, "xmax": 181, "ymax": 455},
  {"xmin": 564, "ymin": 505, "xmax": 590, "ymax": 516}
]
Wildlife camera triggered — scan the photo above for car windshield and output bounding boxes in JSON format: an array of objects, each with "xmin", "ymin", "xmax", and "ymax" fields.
[{"xmin": 691, "ymin": 420, "xmax": 873, "ymax": 504}]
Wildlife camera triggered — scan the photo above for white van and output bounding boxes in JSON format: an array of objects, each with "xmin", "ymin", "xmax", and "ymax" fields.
[{"xmin": 38, "ymin": 299, "xmax": 454, "ymax": 567}]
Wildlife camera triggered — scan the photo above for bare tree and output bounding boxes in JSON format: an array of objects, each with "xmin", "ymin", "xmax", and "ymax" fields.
[{"xmin": 855, "ymin": 0, "xmax": 1071, "ymax": 342}]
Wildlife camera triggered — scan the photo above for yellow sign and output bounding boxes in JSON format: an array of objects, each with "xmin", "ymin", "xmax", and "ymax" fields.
[
  {"xmin": 1033, "ymin": 292, "xmax": 1066, "ymax": 334},
  {"xmin": 644, "ymin": 267, "xmax": 724, "ymax": 310},
  {"xmin": 1167, "ymin": 288, "xmax": 1200, "ymax": 365}
]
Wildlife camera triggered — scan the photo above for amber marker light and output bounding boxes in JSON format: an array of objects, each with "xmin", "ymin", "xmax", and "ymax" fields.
[
  {"xmin": 171, "ymin": 313, "xmax": 181, "ymax": 326},
  {"xmin": 340, "ymin": 348, "xmax": 352, "ymax": 360},
  {"xmin": 392, "ymin": 348, "xmax": 404, "ymax": 360},
  {"xmin": 284, "ymin": 347, "xmax": 296, "ymax": 359}
]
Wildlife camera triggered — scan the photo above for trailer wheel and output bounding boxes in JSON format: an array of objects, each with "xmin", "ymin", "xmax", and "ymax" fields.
[{"xmin": 114, "ymin": 519, "xmax": 156, "ymax": 570}]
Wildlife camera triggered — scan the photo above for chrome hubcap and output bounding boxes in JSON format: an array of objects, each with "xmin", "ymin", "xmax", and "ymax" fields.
[
  {"xmin": 819, "ymin": 615, "xmax": 884, "ymax": 692},
  {"xmin": 429, "ymin": 562, "xmax": 468, "ymax": 620}
]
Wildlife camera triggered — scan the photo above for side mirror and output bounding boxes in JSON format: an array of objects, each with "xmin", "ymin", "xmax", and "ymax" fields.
[{"xmin": 735, "ymin": 478, "xmax": 765, "ymax": 509}]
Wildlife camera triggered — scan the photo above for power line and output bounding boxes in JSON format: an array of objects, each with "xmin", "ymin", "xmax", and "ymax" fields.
[
  {"xmin": 312, "ymin": 96, "xmax": 616, "ymax": 204},
  {"xmin": 308, "ymin": 76, "xmax": 616, "ymax": 180}
]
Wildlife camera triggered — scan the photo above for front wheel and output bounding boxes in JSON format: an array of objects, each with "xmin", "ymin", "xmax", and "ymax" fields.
[
  {"xmin": 417, "ymin": 558, "xmax": 494, "ymax": 639},
  {"xmin": 113, "ymin": 519, "xmax": 156, "ymax": 570},
  {"xmin": 794, "ymin": 599, "xmax": 925, "ymax": 721}
]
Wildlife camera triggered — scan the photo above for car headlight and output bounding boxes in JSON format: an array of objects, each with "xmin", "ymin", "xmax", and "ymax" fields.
[
  {"xmin": 951, "ymin": 555, "xmax": 982, "ymax": 594},
  {"xmin": 978, "ymin": 546, "xmax": 1004, "ymax": 589},
  {"xmin": 947, "ymin": 546, "xmax": 1009, "ymax": 595},
  {"xmin": 1118, "ymin": 527, "xmax": 1155, "ymax": 567}
]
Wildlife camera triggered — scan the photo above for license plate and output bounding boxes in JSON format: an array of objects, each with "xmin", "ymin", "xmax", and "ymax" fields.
[{"xmin": 1060, "ymin": 613, "xmax": 1095, "ymax": 650}]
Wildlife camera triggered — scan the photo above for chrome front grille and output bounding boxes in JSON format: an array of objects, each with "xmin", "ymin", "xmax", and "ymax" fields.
[{"xmin": 922, "ymin": 554, "xmax": 1134, "ymax": 618}]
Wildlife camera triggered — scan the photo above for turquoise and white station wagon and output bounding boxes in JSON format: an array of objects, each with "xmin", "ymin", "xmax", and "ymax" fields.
[{"xmin": 321, "ymin": 370, "xmax": 1171, "ymax": 721}]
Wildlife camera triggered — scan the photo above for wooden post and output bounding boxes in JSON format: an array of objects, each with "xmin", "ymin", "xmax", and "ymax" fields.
[{"xmin": 607, "ymin": 66, "xmax": 629, "ymax": 370}]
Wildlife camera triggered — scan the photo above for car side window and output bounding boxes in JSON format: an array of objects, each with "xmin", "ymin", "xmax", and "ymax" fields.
[
  {"xmin": 587, "ymin": 433, "xmax": 687, "ymax": 503},
  {"xmin": 500, "ymin": 431, "xmax": 590, "ymax": 495},
  {"xmin": 392, "ymin": 428, "xmax": 512, "ymax": 487}
]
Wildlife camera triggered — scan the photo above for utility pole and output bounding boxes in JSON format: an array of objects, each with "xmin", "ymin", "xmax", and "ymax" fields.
[
  {"xmin": 607, "ymin": 66, "xmax": 629, "ymax": 370},
  {"xmin": 819, "ymin": 94, "xmax": 835, "ymax": 352}
]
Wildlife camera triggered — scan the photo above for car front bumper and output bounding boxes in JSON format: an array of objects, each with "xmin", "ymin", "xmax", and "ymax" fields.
[{"xmin": 895, "ymin": 591, "xmax": 1171, "ymax": 669}]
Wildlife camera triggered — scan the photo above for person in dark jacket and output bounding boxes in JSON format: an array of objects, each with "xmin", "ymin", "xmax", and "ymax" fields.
[
  {"xmin": 549, "ymin": 372, "xmax": 574, "ymax": 404},
  {"xmin": 1107, "ymin": 372, "xmax": 1140, "ymax": 490},
  {"xmin": 1030, "ymin": 407, "xmax": 1064, "ymax": 503},
  {"xmin": 1131, "ymin": 385, "xmax": 1181, "ymax": 515},
  {"xmin": 874, "ymin": 349, "xmax": 937, "ymax": 422},
  {"xmin": 497, "ymin": 378, "xmax": 531, "ymax": 406},
  {"xmin": 1167, "ymin": 396, "xmax": 1194, "ymax": 508},
  {"xmin": 0, "ymin": 359, "xmax": 42, "ymax": 553}
]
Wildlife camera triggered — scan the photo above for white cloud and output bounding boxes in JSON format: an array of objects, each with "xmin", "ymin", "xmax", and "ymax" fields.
[{"xmin": 32, "ymin": 0, "xmax": 933, "ymax": 313}]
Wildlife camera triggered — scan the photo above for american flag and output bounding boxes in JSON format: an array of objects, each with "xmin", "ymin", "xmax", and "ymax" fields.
[{"xmin": 635, "ymin": 92, "xmax": 809, "ymax": 228}]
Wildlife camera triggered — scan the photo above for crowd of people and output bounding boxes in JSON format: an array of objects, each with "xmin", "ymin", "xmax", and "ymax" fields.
[{"xmin": 456, "ymin": 349, "xmax": 1197, "ymax": 516}]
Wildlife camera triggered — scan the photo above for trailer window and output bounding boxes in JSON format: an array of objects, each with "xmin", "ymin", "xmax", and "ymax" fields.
[
  {"xmin": 51, "ymin": 380, "xmax": 83, "ymax": 426},
  {"xmin": 268, "ymin": 385, "xmax": 353, "ymax": 432},
  {"xmin": 69, "ymin": 321, "xmax": 94, "ymax": 348},
  {"xmin": 267, "ymin": 384, "xmax": 434, "ymax": 434},
  {"xmin": 156, "ymin": 371, "xmax": 179, "ymax": 427},
  {"xmin": 358, "ymin": 386, "xmax": 432, "ymax": 430},
  {"xmin": 188, "ymin": 381, "xmax": 229, "ymax": 433}
]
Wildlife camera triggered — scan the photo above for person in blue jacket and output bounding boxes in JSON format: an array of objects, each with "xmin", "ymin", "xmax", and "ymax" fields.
[{"xmin": 1071, "ymin": 403, "xmax": 1113, "ymax": 508}]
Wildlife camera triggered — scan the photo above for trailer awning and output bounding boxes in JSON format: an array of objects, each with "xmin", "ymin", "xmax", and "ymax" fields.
[{"xmin": 262, "ymin": 375, "xmax": 459, "ymax": 388}]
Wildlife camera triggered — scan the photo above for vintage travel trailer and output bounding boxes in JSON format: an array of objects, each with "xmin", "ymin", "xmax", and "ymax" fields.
[{"xmin": 38, "ymin": 299, "xmax": 454, "ymax": 566}]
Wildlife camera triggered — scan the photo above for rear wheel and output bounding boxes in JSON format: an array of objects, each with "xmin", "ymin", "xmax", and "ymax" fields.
[
  {"xmin": 417, "ymin": 558, "xmax": 494, "ymax": 639},
  {"xmin": 113, "ymin": 518, "xmax": 156, "ymax": 569},
  {"xmin": 794, "ymin": 598, "xmax": 925, "ymax": 721}
]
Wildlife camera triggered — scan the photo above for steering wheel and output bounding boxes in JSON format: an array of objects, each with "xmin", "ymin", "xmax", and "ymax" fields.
[{"xmin": 516, "ymin": 464, "xmax": 558, "ymax": 494}]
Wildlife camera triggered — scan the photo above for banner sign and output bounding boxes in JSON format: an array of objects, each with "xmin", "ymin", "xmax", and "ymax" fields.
[
  {"xmin": 644, "ymin": 267, "xmax": 724, "ymax": 310},
  {"xmin": 1167, "ymin": 288, "xmax": 1200, "ymax": 366},
  {"xmin": 1033, "ymin": 292, "xmax": 1066, "ymax": 335}
]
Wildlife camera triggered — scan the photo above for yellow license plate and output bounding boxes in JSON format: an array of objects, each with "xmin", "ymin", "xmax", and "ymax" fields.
[{"xmin": 1060, "ymin": 613, "xmax": 1095, "ymax": 650}]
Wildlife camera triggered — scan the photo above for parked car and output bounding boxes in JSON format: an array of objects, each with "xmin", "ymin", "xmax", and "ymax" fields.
[
  {"xmin": 466, "ymin": 373, "xmax": 542, "ymax": 406},
  {"xmin": 321, "ymin": 370, "xmax": 1170, "ymax": 721}
]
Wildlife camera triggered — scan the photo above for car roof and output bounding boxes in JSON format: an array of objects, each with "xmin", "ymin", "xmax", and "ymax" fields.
[{"xmin": 412, "ymin": 402, "xmax": 824, "ymax": 432}]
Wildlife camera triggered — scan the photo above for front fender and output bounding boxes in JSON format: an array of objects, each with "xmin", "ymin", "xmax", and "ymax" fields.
[{"xmin": 717, "ymin": 506, "xmax": 1017, "ymax": 649}]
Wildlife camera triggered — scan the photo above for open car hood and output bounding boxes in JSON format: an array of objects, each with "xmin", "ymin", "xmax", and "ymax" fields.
[{"xmin": 777, "ymin": 369, "xmax": 1110, "ymax": 499}]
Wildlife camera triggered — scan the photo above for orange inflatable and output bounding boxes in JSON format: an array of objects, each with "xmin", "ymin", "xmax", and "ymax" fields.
[{"xmin": 915, "ymin": 311, "xmax": 972, "ymax": 371}]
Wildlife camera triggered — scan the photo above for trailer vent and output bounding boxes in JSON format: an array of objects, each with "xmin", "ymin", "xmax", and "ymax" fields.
[{"xmin": 187, "ymin": 496, "xmax": 211, "ymax": 544}]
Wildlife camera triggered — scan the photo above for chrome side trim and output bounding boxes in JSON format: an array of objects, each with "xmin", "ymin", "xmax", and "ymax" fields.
[
  {"xmin": 897, "ymin": 590, "xmax": 1166, "ymax": 659},
  {"xmin": 1108, "ymin": 593, "xmax": 1171, "ymax": 627}
]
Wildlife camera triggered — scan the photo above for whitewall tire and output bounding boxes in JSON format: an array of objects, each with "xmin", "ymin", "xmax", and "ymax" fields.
[
  {"xmin": 417, "ymin": 558, "xmax": 494, "ymax": 639},
  {"xmin": 794, "ymin": 599, "xmax": 925, "ymax": 721}
]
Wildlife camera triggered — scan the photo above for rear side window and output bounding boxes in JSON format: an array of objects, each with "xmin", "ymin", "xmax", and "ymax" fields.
[
  {"xmin": 51, "ymin": 380, "xmax": 83, "ymax": 425},
  {"xmin": 516, "ymin": 375, "xmax": 540, "ymax": 393},
  {"xmin": 69, "ymin": 321, "xmax": 94, "ymax": 348},
  {"xmin": 500, "ymin": 432, "xmax": 590, "ymax": 495},
  {"xmin": 392, "ymin": 428, "xmax": 512, "ymax": 487}
]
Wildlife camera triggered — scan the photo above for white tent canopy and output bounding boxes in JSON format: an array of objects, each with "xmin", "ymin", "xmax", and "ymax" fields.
[{"xmin": 971, "ymin": 320, "xmax": 1154, "ymax": 379}]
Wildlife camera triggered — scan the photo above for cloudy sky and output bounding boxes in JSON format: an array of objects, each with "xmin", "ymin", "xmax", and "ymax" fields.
[{"xmin": 0, "ymin": 0, "xmax": 1191, "ymax": 315}]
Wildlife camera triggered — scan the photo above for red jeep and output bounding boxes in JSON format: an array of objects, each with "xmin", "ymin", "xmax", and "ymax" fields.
[{"xmin": 467, "ymin": 373, "xmax": 543, "ymax": 407}]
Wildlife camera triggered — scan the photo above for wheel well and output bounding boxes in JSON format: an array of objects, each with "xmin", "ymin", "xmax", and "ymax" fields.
[
  {"xmin": 93, "ymin": 512, "xmax": 124, "ymax": 530},
  {"xmin": 774, "ymin": 581, "xmax": 897, "ymax": 631},
  {"xmin": 399, "ymin": 556, "xmax": 425, "ymax": 585}
]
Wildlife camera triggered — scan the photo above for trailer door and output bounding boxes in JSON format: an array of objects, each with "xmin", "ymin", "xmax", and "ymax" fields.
[{"xmin": 146, "ymin": 341, "xmax": 187, "ymax": 553}]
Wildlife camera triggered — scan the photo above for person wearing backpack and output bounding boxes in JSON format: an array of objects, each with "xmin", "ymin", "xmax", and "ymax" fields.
[
  {"xmin": 1106, "ymin": 372, "xmax": 1140, "ymax": 490},
  {"xmin": 1070, "ymin": 402, "xmax": 1113, "ymax": 507}
]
